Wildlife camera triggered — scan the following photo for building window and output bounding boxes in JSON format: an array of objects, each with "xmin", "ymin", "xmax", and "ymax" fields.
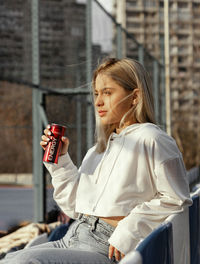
[
  {"xmin": 177, "ymin": 34, "xmax": 189, "ymax": 41},
  {"xmin": 126, "ymin": 1, "xmax": 137, "ymax": 8},
  {"xmin": 159, "ymin": 1, "xmax": 164, "ymax": 8},
  {"xmin": 193, "ymin": 3, "xmax": 200, "ymax": 9},
  {"xmin": 144, "ymin": 0, "xmax": 156, "ymax": 8},
  {"xmin": 179, "ymin": 67, "xmax": 187, "ymax": 72},
  {"xmin": 71, "ymin": 27, "xmax": 83, "ymax": 37},
  {"xmin": 178, "ymin": 56, "xmax": 185, "ymax": 63},
  {"xmin": 127, "ymin": 22, "xmax": 141, "ymax": 28},
  {"xmin": 178, "ymin": 2, "xmax": 188, "ymax": 9}
]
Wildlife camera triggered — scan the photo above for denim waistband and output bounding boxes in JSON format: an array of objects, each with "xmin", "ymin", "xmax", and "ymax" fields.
[{"xmin": 78, "ymin": 214, "xmax": 115, "ymax": 233}]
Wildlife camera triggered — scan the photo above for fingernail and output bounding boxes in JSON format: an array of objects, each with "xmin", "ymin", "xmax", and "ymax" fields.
[
  {"xmin": 47, "ymin": 138, "xmax": 50, "ymax": 141},
  {"xmin": 47, "ymin": 124, "xmax": 50, "ymax": 129},
  {"xmin": 44, "ymin": 142, "xmax": 48, "ymax": 145},
  {"xmin": 48, "ymin": 131, "xmax": 51, "ymax": 136}
]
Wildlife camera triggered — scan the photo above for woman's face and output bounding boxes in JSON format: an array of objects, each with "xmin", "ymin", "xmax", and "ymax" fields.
[{"xmin": 94, "ymin": 74, "xmax": 135, "ymax": 129}]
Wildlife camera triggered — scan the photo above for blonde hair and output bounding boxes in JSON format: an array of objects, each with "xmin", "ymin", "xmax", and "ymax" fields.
[{"xmin": 92, "ymin": 58, "xmax": 156, "ymax": 153}]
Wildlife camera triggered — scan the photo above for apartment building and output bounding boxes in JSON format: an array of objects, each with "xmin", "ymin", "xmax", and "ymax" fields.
[{"xmin": 114, "ymin": 0, "xmax": 200, "ymax": 168}]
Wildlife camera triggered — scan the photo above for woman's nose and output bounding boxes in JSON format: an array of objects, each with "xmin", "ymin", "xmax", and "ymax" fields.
[{"xmin": 95, "ymin": 95, "xmax": 104, "ymax": 107}]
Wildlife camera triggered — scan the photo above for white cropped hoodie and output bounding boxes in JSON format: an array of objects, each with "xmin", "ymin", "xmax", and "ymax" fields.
[{"xmin": 44, "ymin": 123, "xmax": 192, "ymax": 255}]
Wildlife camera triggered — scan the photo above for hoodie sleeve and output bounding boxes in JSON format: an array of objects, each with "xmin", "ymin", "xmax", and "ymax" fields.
[
  {"xmin": 44, "ymin": 146, "xmax": 97, "ymax": 219},
  {"xmin": 44, "ymin": 153, "xmax": 80, "ymax": 219},
  {"xmin": 108, "ymin": 137, "xmax": 192, "ymax": 255}
]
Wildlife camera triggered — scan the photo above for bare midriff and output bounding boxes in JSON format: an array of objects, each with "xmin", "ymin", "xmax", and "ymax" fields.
[
  {"xmin": 84, "ymin": 214, "xmax": 125, "ymax": 227},
  {"xmin": 99, "ymin": 216, "xmax": 125, "ymax": 227}
]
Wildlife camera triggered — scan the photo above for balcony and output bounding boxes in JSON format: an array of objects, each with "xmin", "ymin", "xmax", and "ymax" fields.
[
  {"xmin": 128, "ymin": 27, "xmax": 144, "ymax": 34},
  {"xmin": 127, "ymin": 16, "xmax": 143, "ymax": 22}
]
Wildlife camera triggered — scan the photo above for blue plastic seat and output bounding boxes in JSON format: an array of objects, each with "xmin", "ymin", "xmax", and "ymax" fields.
[
  {"xmin": 189, "ymin": 194, "xmax": 200, "ymax": 264},
  {"xmin": 135, "ymin": 222, "xmax": 174, "ymax": 264}
]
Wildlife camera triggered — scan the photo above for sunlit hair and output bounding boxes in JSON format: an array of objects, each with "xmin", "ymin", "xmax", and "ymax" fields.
[{"xmin": 92, "ymin": 57, "xmax": 156, "ymax": 153}]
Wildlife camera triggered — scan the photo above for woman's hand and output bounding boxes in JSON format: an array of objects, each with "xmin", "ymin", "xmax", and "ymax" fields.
[
  {"xmin": 109, "ymin": 245, "xmax": 125, "ymax": 262},
  {"xmin": 40, "ymin": 124, "xmax": 70, "ymax": 156}
]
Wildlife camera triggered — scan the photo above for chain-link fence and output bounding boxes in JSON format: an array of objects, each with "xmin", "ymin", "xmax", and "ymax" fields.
[{"xmin": 0, "ymin": 0, "xmax": 165, "ymax": 223}]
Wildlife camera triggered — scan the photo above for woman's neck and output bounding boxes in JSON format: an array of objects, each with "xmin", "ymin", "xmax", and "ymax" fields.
[{"xmin": 115, "ymin": 119, "xmax": 137, "ymax": 134}]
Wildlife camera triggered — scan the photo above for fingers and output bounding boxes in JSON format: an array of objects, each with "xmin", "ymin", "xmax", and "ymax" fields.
[
  {"xmin": 60, "ymin": 136, "xmax": 69, "ymax": 156},
  {"xmin": 40, "ymin": 125, "xmax": 51, "ymax": 150},
  {"xmin": 40, "ymin": 124, "xmax": 69, "ymax": 155},
  {"xmin": 114, "ymin": 249, "xmax": 121, "ymax": 262},
  {"xmin": 109, "ymin": 245, "xmax": 125, "ymax": 262},
  {"xmin": 44, "ymin": 125, "xmax": 51, "ymax": 137},
  {"xmin": 108, "ymin": 245, "xmax": 114, "ymax": 260},
  {"xmin": 61, "ymin": 136, "xmax": 69, "ymax": 144},
  {"xmin": 40, "ymin": 138, "xmax": 49, "ymax": 150},
  {"xmin": 41, "ymin": 135, "xmax": 50, "ymax": 142}
]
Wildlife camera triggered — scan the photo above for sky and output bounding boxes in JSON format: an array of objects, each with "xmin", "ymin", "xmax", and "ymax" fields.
[
  {"xmin": 97, "ymin": 0, "xmax": 113, "ymax": 12},
  {"xmin": 76, "ymin": 0, "xmax": 113, "ymax": 12},
  {"xmin": 76, "ymin": 0, "xmax": 113, "ymax": 52}
]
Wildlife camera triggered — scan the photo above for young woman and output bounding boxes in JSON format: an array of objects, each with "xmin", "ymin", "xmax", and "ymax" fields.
[{"xmin": 2, "ymin": 58, "xmax": 192, "ymax": 264}]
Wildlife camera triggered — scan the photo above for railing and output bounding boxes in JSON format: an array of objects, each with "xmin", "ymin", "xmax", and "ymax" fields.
[
  {"xmin": 187, "ymin": 166, "xmax": 200, "ymax": 192},
  {"xmin": 120, "ymin": 187, "xmax": 200, "ymax": 264}
]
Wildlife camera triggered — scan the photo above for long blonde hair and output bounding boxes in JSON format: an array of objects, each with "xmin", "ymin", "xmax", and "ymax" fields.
[{"xmin": 92, "ymin": 58, "xmax": 156, "ymax": 153}]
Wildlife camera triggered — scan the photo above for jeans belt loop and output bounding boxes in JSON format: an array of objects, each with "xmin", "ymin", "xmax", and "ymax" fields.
[
  {"xmin": 78, "ymin": 213, "xmax": 83, "ymax": 220},
  {"xmin": 91, "ymin": 216, "xmax": 99, "ymax": 231}
]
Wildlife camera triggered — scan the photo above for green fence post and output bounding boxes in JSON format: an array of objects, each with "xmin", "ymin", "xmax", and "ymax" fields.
[
  {"xmin": 138, "ymin": 45, "xmax": 144, "ymax": 65},
  {"xmin": 86, "ymin": 0, "xmax": 93, "ymax": 149},
  {"xmin": 161, "ymin": 66, "xmax": 166, "ymax": 129},
  {"xmin": 76, "ymin": 55, "xmax": 82, "ymax": 167},
  {"xmin": 116, "ymin": 23, "xmax": 123, "ymax": 59},
  {"xmin": 32, "ymin": 0, "xmax": 46, "ymax": 223},
  {"xmin": 153, "ymin": 60, "xmax": 159, "ymax": 123}
]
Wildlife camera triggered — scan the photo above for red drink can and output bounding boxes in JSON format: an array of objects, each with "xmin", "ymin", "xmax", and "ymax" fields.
[{"xmin": 43, "ymin": 123, "xmax": 66, "ymax": 164}]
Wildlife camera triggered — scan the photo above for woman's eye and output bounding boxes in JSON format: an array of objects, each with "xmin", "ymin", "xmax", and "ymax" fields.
[{"xmin": 104, "ymin": 91, "xmax": 111, "ymax": 95}]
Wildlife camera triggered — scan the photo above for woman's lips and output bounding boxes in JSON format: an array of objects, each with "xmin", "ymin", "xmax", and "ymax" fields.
[{"xmin": 98, "ymin": 110, "xmax": 107, "ymax": 117}]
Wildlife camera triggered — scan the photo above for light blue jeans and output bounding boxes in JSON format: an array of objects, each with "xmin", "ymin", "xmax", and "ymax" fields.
[{"xmin": 1, "ymin": 215, "xmax": 116, "ymax": 264}]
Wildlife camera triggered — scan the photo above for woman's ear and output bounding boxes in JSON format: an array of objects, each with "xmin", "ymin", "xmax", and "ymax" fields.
[{"xmin": 132, "ymin": 88, "xmax": 140, "ymax": 105}]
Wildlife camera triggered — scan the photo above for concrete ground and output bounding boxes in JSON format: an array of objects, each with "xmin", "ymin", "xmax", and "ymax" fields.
[{"xmin": 0, "ymin": 174, "xmax": 32, "ymax": 186}]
